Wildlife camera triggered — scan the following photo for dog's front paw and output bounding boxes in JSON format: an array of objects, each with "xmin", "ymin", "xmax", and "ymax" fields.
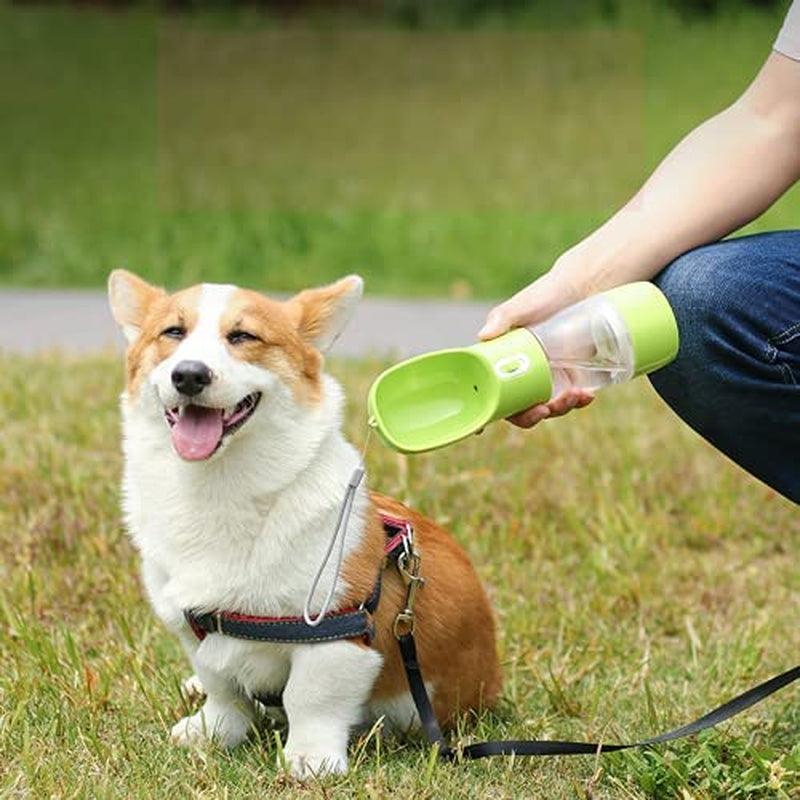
[
  {"xmin": 282, "ymin": 745, "xmax": 348, "ymax": 779},
  {"xmin": 181, "ymin": 673, "xmax": 206, "ymax": 702},
  {"xmin": 171, "ymin": 713, "xmax": 212, "ymax": 747},
  {"xmin": 170, "ymin": 707, "xmax": 250, "ymax": 749}
]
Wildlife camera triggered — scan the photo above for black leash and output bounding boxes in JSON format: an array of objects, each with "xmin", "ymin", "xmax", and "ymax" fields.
[{"xmin": 397, "ymin": 632, "xmax": 800, "ymax": 759}]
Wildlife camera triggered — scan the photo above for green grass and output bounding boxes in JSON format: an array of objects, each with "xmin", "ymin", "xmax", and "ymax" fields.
[
  {"xmin": 1, "ymin": 352, "xmax": 799, "ymax": 798},
  {"xmin": 1, "ymin": 3, "xmax": 799, "ymax": 296}
]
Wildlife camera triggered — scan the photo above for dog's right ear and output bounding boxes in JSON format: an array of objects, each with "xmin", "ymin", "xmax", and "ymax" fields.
[{"xmin": 108, "ymin": 269, "xmax": 164, "ymax": 344}]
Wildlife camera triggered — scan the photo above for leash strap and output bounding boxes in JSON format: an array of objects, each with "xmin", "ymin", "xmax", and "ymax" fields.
[
  {"xmin": 396, "ymin": 633, "xmax": 455, "ymax": 759},
  {"xmin": 398, "ymin": 630, "xmax": 800, "ymax": 759}
]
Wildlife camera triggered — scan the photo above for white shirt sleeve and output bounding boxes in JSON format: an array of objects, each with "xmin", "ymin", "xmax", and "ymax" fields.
[{"xmin": 775, "ymin": 1, "xmax": 800, "ymax": 61}]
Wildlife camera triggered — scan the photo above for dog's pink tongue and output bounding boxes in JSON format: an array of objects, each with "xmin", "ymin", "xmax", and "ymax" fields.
[{"xmin": 171, "ymin": 405, "xmax": 224, "ymax": 461}]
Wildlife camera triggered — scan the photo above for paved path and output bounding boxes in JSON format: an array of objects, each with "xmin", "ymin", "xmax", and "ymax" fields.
[{"xmin": 0, "ymin": 290, "xmax": 494, "ymax": 358}]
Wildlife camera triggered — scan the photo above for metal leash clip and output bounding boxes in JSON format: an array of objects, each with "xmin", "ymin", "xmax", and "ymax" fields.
[{"xmin": 393, "ymin": 545, "xmax": 425, "ymax": 638}]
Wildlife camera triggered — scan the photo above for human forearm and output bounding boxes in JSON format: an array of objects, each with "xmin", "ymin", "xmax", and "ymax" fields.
[
  {"xmin": 559, "ymin": 52, "xmax": 800, "ymax": 295},
  {"xmin": 481, "ymin": 52, "xmax": 800, "ymax": 339}
]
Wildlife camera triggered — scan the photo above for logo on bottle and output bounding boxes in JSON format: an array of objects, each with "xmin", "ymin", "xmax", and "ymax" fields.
[{"xmin": 494, "ymin": 353, "xmax": 530, "ymax": 380}]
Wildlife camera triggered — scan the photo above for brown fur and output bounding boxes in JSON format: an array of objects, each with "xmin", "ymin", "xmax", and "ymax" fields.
[
  {"xmin": 110, "ymin": 272, "xmax": 358, "ymax": 406},
  {"xmin": 125, "ymin": 286, "xmax": 202, "ymax": 395},
  {"xmin": 223, "ymin": 289, "xmax": 324, "ymax": 405},
  {"xmin": 343, "ymin": 494, "xmax": 502, "ymax": 724}
]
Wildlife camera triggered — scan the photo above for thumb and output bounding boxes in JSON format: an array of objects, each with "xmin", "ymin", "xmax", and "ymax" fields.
[
  {"xmin": 478, "ymin": 286, "xmax": 537, "ymax": 340},
  {"xmin": 478, "ymin": 305, "xmax": 511, "ymax": 340},
  {"xmin": 479, "ymin": 272, "xmax": 573, "ymax": 341}
]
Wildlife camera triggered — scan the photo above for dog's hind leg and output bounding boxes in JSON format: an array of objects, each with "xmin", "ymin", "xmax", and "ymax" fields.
[
  {"xmin": 171, "ymin": 666, "xmax": 255, "ymax": 750},
  {"xmin": 280, "ymin": 641, "xmax": 382, "ymax": 778}
]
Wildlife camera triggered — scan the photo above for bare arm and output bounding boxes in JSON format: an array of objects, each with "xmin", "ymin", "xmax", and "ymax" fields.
[{"xmin": 481, "ymin": 51, "xmax": 800, "ymax": 427}]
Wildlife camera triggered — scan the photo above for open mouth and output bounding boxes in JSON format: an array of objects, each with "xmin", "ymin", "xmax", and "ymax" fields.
[{"xmin": 164, "ymin": 392, "xmax": 262, "ymax": 461}]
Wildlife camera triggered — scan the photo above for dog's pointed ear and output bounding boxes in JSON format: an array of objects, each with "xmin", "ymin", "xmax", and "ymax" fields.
[
  {"xmin": 108, "ymin": 269, "xmax": 165, "ymax": 344},
  {"xmin": 286, "ymin": 275, "xmax": 363, "ymax": 353}
]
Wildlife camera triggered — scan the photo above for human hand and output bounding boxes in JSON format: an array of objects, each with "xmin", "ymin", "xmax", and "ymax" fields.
[{"xmin": 478, "ymin": 267, "xmax": 595, "ymax": 428}]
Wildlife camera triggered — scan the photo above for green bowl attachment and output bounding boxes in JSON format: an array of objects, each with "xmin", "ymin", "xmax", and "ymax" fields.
[{"xmin": 367, "ymin": 328, "xmax": 550, "ymax": 454}]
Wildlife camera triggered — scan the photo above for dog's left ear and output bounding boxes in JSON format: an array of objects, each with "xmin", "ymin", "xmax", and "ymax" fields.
[{"xmin": 287, "ymin": 275, "xmax": 363, "ymax": 352}]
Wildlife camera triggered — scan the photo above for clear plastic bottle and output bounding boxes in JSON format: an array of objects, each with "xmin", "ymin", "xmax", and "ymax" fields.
[{"xmin": 529, "ymin": 294, "xmax": 636, "ymax": 399}]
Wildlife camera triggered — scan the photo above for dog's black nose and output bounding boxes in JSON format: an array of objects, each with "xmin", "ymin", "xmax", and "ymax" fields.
[{"xmin": 171, "ymin": 360, "xmax": 213, "ymax": 397}]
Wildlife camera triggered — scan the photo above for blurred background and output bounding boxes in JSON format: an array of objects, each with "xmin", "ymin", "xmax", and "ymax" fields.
[{"xmin": 2, "ymin": 0, "xmax": 797, "ymax": 299}]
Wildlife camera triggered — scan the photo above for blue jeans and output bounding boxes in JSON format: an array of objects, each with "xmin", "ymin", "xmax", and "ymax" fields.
[{"xmin": 649, "ymin": 231, "xmax": 800, "ymax": 504}]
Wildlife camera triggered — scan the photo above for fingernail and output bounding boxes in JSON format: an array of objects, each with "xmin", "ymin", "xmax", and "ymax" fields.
[{"xmin": 537, "ymin": 405, "xmax": 550, "ymax": 418}]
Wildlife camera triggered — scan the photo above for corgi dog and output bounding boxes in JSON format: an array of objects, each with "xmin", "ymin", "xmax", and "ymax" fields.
[{"xmin": 108, "ymin": 270, "xmax": 501, "ymax": 777}]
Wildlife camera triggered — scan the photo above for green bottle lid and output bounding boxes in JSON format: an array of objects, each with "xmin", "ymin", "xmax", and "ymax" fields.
[{"xmin": 603, "ymin": 282, "xmax": 679, "ymax": 376}]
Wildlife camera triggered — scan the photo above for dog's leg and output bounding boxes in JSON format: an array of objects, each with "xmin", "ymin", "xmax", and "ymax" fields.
[
  {"xmin": 281, "ymin": 641, "xmax": 382, "ymax": 778},
  {"xmin": 171, "ymin": 667, "xmax": 255, "ymax": 749},
  {"xmin": 181, "ymin": 673, "xmax": 206, "ymax": 701}
]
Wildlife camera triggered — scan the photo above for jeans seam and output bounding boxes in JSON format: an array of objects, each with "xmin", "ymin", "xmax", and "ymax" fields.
[
  {"xmin": 780, "ymin": 362, "xmax": 796, "ymax": 385},
  {"xmin": 769, "ymin": 321, "xmax": 800, "ymax": 347},
  {"xmin": 765, "ymin": 322, "xmax": 800, "ymax": 386}
]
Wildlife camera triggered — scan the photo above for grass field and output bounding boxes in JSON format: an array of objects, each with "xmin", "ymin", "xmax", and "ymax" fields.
[
  {"xmin": 1, "ymin": 3, "xmax": 799, "ymax": 296},
  {"xmin": 1, "ymin": 352, "xmax": 799, "ymax": 798}
]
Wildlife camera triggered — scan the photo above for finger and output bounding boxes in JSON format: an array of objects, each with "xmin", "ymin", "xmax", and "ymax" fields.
[
  {"xmin": 479, "ymin": 272, "xmax": 569, "ymax": 340},
  {"xmin": 507, "ymin": 404, "xmax": 550, "ymax": 429},
  {"xmin": 547, "ymin": 387, "xmax": 598, "ymax": 416},
  {"xmin": 545, "ymin": 391, "xmax": 581, "ymax": 417},
  {"xmin": 478, "ymin": 304, "xmax": 512, "ymax": 340},
  {"xmin": 479, "ymin": 283, "xmax": 545, "ymax": 340}
]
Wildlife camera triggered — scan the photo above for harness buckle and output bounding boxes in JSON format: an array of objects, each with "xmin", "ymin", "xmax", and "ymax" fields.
[{"xmin": 213, "ymin": 610, "xmax": 224, "ymax": 635}]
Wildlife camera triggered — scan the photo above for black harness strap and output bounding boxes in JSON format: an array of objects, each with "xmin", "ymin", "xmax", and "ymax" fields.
[
  {"xmin": 182, "ymin": 517, "xmax": 405, "ymax": 649},
  {"xmin": 397, "ymin": 630, "xmax": 800, "ymax": 759},
  {"xmin": 184, "ymin": 574, "xmax": 381, "ymax": 646}
]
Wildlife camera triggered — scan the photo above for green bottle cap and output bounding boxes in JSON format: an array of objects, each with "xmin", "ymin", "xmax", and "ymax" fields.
[{"xmin": 603, "ymin": 282, "xmax": 679, "ymax": 376}]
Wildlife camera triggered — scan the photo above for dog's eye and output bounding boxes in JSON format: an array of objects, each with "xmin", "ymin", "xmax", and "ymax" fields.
[
  {"xmin": 161, "ymin": 326, "xmax": 186, "ymax": 340},
  {"xmin": 227, "ymin": 330, "xmax": 259, "ymax": 345}
]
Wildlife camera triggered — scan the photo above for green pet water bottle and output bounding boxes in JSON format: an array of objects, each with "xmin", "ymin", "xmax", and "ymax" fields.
[{"xmin": 368, "ymin": 282, "xmax": 679, "ymax": 453}]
